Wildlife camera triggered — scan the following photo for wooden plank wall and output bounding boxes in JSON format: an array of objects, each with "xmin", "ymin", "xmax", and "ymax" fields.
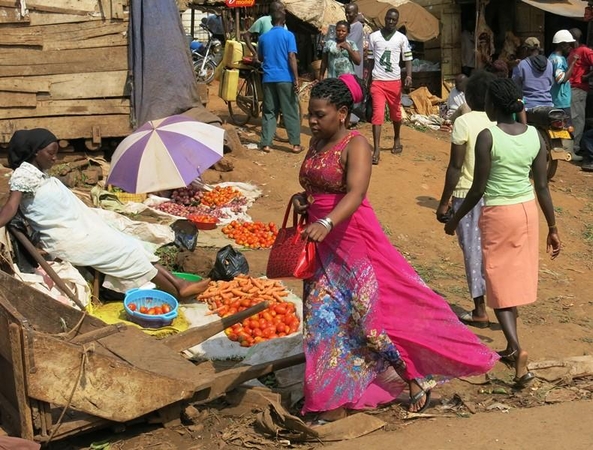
[{"xmin": 0, "ymin": 0, "xmax": 132, "ymax": 146}]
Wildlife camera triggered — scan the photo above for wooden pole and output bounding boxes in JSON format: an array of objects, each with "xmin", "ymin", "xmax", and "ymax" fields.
[
  {"xmin": 235, "ymin": 8, "xmax": 240, "ymax": 40},
  {"xmin": 8, "ymin": 226, "xmax": 87, "ymax": 311}
]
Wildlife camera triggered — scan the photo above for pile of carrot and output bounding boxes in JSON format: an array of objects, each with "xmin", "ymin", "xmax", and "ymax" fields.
[{"xmin": 197, "ymin": 274, "xmax": 300, "ymax": 347}]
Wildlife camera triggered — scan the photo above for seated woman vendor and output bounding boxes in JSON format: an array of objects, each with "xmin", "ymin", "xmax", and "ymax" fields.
[{"xmin": 0, "ymin": 129, "xmax": 209, "ymax": 300}]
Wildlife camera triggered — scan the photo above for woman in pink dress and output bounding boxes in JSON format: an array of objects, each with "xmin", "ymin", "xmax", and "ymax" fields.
[{"xmin": 294, "ymin": 75, "xmax": 499, "ymax": 421}]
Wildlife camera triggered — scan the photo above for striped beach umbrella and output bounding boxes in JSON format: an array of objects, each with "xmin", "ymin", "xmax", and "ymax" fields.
[{"xmin": 107, "ymin": 115, "xmax": 224, "ymax": 194}]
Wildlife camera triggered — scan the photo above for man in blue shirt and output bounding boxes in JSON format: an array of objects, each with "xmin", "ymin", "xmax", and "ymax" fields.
[
  {"xmin": 512, "ymin": 37, "xmax": 554, "ymax": 111},
  {"xmin": 257, "ymin": 10, "xmax": 301, "ymax": 153},
  {"xmin": 244, "ymin": 1, "xmax": 285, "ymax": 64}
]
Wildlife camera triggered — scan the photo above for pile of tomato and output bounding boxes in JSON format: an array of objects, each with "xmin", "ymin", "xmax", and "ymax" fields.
[
  {"xmin": 200, "ymin": 186, "xmax": 243, "ymax": 207},
  {"xmin": 187, "ymin": 214, "xmax": 218, "ymax": 224},
  {"xmin": 128, "ymin": 302, "xmax": 172, "ymax": 315},
  {"xmin": 221, "ymin": 220, "xmax": 278, "ymax": 248},
  {"xmin": 224, "ymin": 302, "xmax": 300, "ymax": 347}
]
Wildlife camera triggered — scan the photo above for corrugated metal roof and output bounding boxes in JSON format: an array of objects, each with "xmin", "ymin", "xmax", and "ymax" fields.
[{"xmin": 521, "ymin": 0, "xmax": 587, "ymax": 18}]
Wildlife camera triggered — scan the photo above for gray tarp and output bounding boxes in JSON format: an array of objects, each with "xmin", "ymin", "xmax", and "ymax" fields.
[{"xmin": 129, "ymin": 0, "xmax": 202, "ymax": 127}]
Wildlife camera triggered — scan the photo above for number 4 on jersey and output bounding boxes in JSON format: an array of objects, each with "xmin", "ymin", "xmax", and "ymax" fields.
[{"xmin": 379, "ymin": 50, "xmax": 392, "ymax": 72}]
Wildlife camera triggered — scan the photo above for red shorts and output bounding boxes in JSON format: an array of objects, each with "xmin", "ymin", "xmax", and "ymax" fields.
[{"xmin": 370, "ymin": 79, "xmax": 403, "ymax": 125}]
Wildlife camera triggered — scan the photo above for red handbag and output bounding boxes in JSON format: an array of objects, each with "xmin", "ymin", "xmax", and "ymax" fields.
[{"xmin": 266, "ymin": 196, "xmax": 316, "ymax": 280}]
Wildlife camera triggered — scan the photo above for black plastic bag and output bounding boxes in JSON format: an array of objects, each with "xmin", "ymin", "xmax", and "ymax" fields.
[
  {"xmin": 171, "ymin": 219, "xmax": 199, "ymax": 251},
  {"xmin": 7, "ymin": 214, "xmax": 40, "ymax": 273},
  {"xmin": 352, "ymin": 91, "xmax": 373, "ymax": 123},
  {"xmin": 209, "ymin": 245, "xmax": 249, "ymax": 281}
]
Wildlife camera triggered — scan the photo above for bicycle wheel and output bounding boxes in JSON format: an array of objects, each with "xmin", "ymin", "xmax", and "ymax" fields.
[{"xmin": 228, "ymin": 75, "xmax": 255, "ymax": 127}]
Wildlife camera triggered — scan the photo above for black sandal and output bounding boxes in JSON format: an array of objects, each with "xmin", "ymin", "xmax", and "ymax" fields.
[
  {"xmin": 497, "ymin": 349, "xmax": 518, "ymax": 367},
  {"xmin": 513, "ymin": 372, "xmax": 535, "ymax": 389},
  {"xmin": 408, "ymin": 388, "xmax": 432, "ymax": 413}
]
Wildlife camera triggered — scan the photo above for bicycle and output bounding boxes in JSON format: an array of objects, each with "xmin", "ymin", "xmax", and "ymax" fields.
[
  {"xmin": 227, "ymin": 59, "xmax": 306, "ymax": 143},
  {"xmin": 227, "ymin": 60, "xmax": 261, "ymax": 127}
]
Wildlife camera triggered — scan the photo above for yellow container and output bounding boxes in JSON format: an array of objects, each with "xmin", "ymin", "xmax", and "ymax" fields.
[
  {"xmin": 219, "ymin": 68, "xmax": 239, "ymax": 102},
  {"xmin": 222, "ymin": 39, "xmax": 244, "ymax": 68}
]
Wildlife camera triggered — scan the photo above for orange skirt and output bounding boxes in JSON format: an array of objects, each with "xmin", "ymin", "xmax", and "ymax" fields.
[{"xmin": 480, "ymin": 200, "xmax": 539, "ymax": 309}]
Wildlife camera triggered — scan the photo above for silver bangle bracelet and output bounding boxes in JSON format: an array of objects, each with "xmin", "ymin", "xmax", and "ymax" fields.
[{"xmin": 315, "ymin": 218, "xmax": 333, "ymax": 231}]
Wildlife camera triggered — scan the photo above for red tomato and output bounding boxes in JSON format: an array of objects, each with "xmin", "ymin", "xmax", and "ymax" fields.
[
  {"xmin": 274, "ymin": 304, "xmax": 288, "ymax": 315},
  {"xmin": 263, "ymin": 327, "xmax": 276, "ymax": 338},
  {"xmin": 147, "ymin": 308, "xmax": 156, "ymax": 315},
  {"xmin": 154, "ymin": 307, "xmax": 163, "ymax": 315},
  {"xmin": 128, "ymin": 303, "xmax": 137, "ymax": 311},
  {"xmin": 139, "ymin": 306, "xmax": 148, "ymax": 314},
  {"xmin": 237, "ymin": 331, "xmax": 250, "ymax": 342}
]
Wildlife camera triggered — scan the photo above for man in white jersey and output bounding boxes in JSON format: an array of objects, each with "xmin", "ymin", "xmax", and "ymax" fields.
[{"xmin": 367, "ymin": 8, "xmax": 413, "ymax": 165}]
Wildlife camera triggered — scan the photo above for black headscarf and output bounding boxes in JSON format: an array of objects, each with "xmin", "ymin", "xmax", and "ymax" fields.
[{"xmin": 7, "ymin": 129, "xmax": 57, "ymax": 169}]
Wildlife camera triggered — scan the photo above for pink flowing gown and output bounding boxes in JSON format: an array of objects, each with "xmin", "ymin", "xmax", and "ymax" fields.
[{"xmin": 299, "ymin": 131, "xmax": 499, "ymax": 413}]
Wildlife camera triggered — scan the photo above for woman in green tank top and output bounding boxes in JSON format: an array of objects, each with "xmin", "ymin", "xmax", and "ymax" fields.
[{"xmin": 444, "ymin": 78, "xmax": 561, "ymax": 388}]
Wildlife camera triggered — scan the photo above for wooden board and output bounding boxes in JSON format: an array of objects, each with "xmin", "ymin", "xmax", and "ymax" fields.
[
  {"xmin": 0, "ymin": 6, "xmax": 30, "ymax": 24},
  {"xmin": 0, "ymin": 357, "xmax": 19, "ymax": 408},
  {"xmin": 0, "ymin": 0, "xmax": 102, "ymax": 15},
  {"xmin": 9, "ymin": 324, "xmax": 34, "ymax": 440},
  {"xmin": 26, "ymin": 332, "xmax": 201, "ymax": 422},
  {"xmin": 0, "ymin": 270, "xmax": 106, "ymax": 336},
  {"xmin": 0, "ymin": 114, "xmax": 132, "ymax": 143},
  {"xmin": 0, "ymin": 91, "xmax": 37, "ymax": 108},
  {"xmin": 0, "ymin": 99, "xmax": 131, "ymax": 119},
  {"xmin": 29, "ymin": 11, "xmax": 112, "ymax": 26},
  {"xmin": 0, "ymin": 77, "xmax": 51, "ymax": 93},
  {"xmin": 48, "ymin": 71, "xmax": 129, "ymax": 99},
  {"xmin": 0, "ymin": 46, "xmax": 128, "ymax": 77},
  {"xmin": 0, "ymin": 71, "xmax": 128, "ymax": 98},
  {"xmin": 43, "ymin": 34, "xmax": 127, "ymax": 51},
  {"xmin": 96, "ymin": 327, "xmax": 209, "ymax": 384},
  {"xmin": 2, "ymin": 20, "xmax": 128, "ymax": 48}
]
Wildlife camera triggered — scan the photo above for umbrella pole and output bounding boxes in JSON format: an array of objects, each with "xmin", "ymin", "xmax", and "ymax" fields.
[{"xmin": 235, "ymin": 8, "xmax": 240, "ymax": 41}]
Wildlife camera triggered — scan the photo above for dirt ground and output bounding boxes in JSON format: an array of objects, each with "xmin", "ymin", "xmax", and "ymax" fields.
[{"xmin": 3, "ymin": 83, "xmax": 593, "ymax": 449}]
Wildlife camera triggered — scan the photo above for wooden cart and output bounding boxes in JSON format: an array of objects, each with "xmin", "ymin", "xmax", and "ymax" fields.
[{"xmin": 0, "ymin": 270, "xmax": 304, "ymax": 443}]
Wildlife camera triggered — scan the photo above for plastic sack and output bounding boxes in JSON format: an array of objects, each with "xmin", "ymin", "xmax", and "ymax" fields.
[
  {"xmin": 209, "ymin": 245, "xmax": 249, "ymax": 281},
  {"xmin": 352, "ymin": 91, "xmax": 373, "ymax": 123},
  {"xmin": 8, "ymin": 214, "xmax": 40, "ymax": 273},
  {"xmin": 171, "ymin": 219, "xmax": 199, "ymax": 251}
]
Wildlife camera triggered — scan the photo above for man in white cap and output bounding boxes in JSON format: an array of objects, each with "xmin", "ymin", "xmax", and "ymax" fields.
[{"xmin": 549, "ymin": 29, "xmax": 581, "ymax": 161}]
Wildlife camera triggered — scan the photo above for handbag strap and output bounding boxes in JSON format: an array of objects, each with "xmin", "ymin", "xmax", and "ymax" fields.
[{"xmin": 281, "ymin": 194, "xmax": 304, "ymax": 229}]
